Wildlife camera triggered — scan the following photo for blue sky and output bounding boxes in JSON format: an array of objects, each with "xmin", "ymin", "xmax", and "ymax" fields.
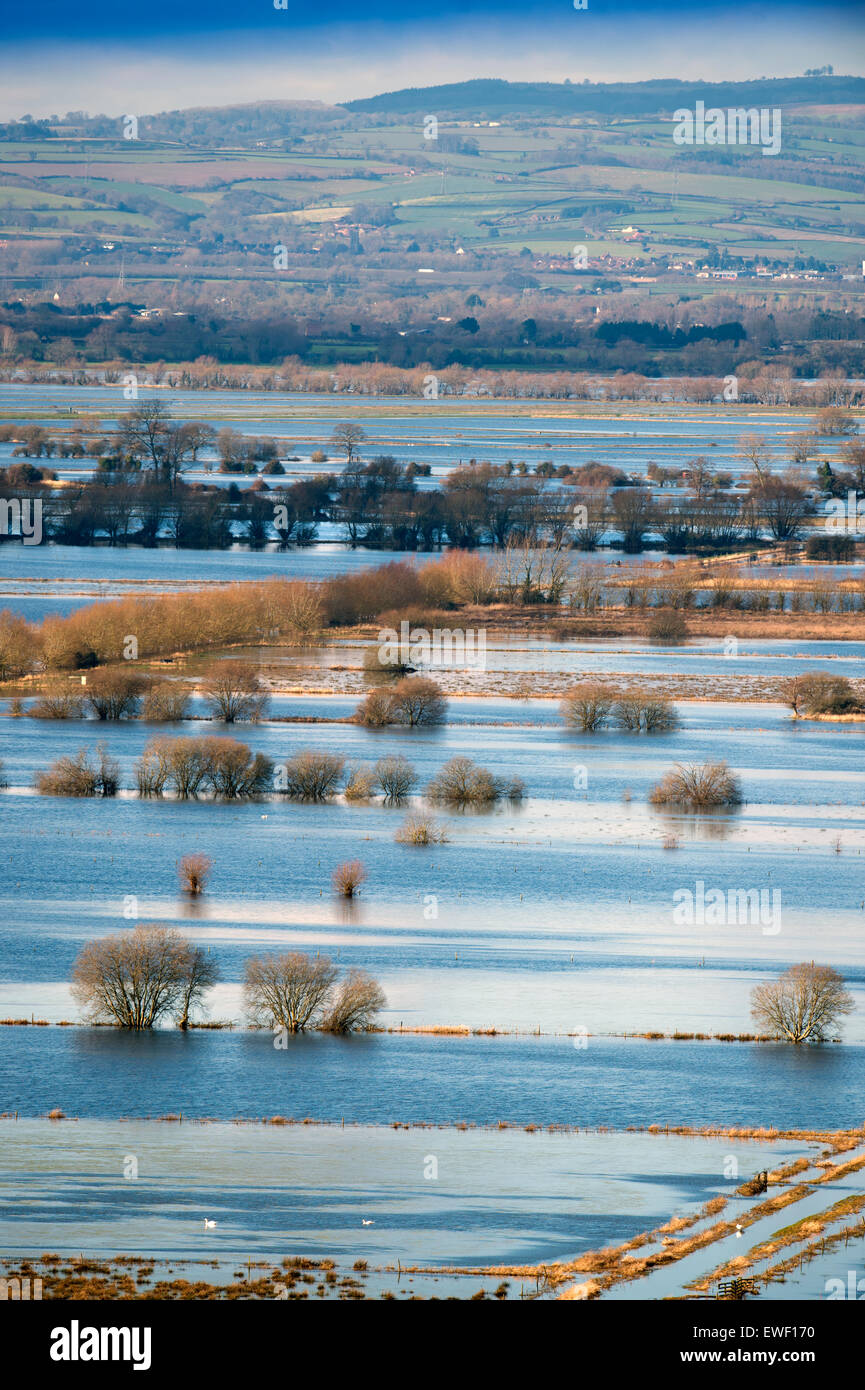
[{"xmin": 1, "ymin": 1, "xmax": 863, "ymax": 119}]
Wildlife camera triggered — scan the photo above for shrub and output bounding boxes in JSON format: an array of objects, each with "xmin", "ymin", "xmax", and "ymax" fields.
[
  {"xmin": 648, "ymin": 610, "xmax": 688, "ymax": 645},
  {"xmin": 142, "ymin": 683, "xmax": 192, "ymax": 722},
  {"xmin": 387, "ymin": 677, "xmax": 447, "ymax": 727},
  {"xmin": 395, "ymin": 813, "xmax": 448, "ymax": 845},
  {"xmin": 320, "ymin": 969, "xmax": 387, "ymax": 1033},
  {"xmin": 427, "ymin": 756, "xmax": 524, "ymax": 807},
  {"xmin": 278, "ymin": 750, "xmax": 344, "ymax": 800},
  {"xmin": 560, "ymin": 682, "xmax": 614, "ymax": 731},
  {"xmin": 36, "ymin": 744, "xmax": 119, "ymax": 797},
  {"xmin": 84, "ymin": 669, "xmax": 148, "ymax": 720},
  {"xmin": 179, "ymin": 853, "xmax": 212, "ymax": 896},
  {"xmin": 30, "ymin": 688, "xmax": 86, "ymax": 720},
  {"xmin": 613, "ymin": 690, "xmax": 679, "ymax": 733},
  {"xmin": 202, "ymin": 661, "xmax": 269, "ymax": 723},
  {"xmin": 374, "ymin": 755, "xmax": 417, "ymax": 802},
  {"xmin": 344, "ymin": 765, "xmax": 377, "ymax": 801},
  {"xmin": 649, "ymin": 760, "xmax": 743, "ymax": 810},
  {"xmin": 332, "ymin": 860, "xmax": 366, "ymax": 897}
]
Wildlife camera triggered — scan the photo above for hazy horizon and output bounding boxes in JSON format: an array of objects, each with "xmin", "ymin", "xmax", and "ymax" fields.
[{"xmin": 2, "ymin": 2, "xmax": 863, "ymax": 121}]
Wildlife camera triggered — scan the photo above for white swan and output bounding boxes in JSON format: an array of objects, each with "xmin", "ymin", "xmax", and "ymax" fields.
[
  {"xmin": 204, "ymin": 1218, "xmax": 217, "ymax": 1229},
  {"xmin": 361, "ymin": 1219, "xmax": 374, "ymax": 1226}
]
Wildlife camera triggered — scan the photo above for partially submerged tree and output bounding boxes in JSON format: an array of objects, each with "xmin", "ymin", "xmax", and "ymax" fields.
[
  {"xmin": 560, "ymin": 682, "xmax": 614, "ymax": 732},
  {"xmin": 202, "ymin": 661, "xmax": 269, "ymax": 723},
  {"xmin": 387, "ymin": 677, "xmax": 447, "ymax": 727},
  {"xmin": 83, "ymin": 669, "xmax": 149, "ymax": 720},
  {"xmin": 178, "ymin": 853, "xmax": 212, "ymax": 896},
  {"xmin": 613, "ymin": 690, "xmax": 678, "ymax": 733},
  {"xmin": 142, "ymin": 683, "xmax": 192, "ymax": 722},
  {"xmin": 395, "ymin": 813, "xmax": 449, "ymax": 845},
  {"xmin": 36, "ymin": 744, "xmax": 119, "ymax": 797},
  {"xmin": 278, "ymin": 750, "xmax": 344, "ymax": 800},
  {"xmin": 332, "ymin": 860, "xmax": 366, "ymax": 898},
  {"xmin": 136, "ymin": 735, "xmax": 272, "ymax": 800},
  {"xmin": 427, "ymin": 756, "xmax": 524, "ymax": 807},
  {"xmin": 71, "ymin": 925, "xmax": 218, "ymax": 1029},
  {"xmin": 243, "ymin": 952, "xmax": 340, "ymax": 1032},
  {"xmin": 751, "ymin": 963, "xmax": 855, "ymax": 1044},
  {"xmin": 374, "ymin": 755, "xmax": 417, "ymax": 802},
  {"xmin": 320, "ymin": 969, "xmax": 387, "ymax": 1034}
]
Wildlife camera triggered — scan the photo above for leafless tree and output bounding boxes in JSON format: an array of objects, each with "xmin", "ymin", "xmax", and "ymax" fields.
[
  {"xmin": 178, "ymin": 853, "xmax": 212, "ymax": 896},
  {"xmin": 320, "ymin": 969, "xmax": 387, "ymax": 1033},
  {"xmin": 71, "ymin": 925, "xmax": 217, "ymax": 1029},
  {"xmin": 329, "ymin": 422, "xmax": 367, "ymax": 463},
  {"xmin": 387, "ymin": 676, "xmax": 447, "ymax": 727},
  {"xmin": 560, "ymin": 682, "xmax": 614, "ymax": 732},
  {"xmin": 202, "ymin": 661, "xmax": 269, "ymax": 723},
  {"xmin": 751, "ymin": 963, "xmax": 854, "ymax": 1044},
  {"xmin": 243, "ymin": 952, "xmax": 339, "ymax": 1032}
]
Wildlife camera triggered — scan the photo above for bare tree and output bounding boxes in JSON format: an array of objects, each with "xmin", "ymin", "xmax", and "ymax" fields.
[
  {"xmin": 320, "ymin": 969, "xmax": 387, "ymax": 1033},
  {"xmin": 84, "ymin": 669, "xmax": 149, "ymax": 720},
  {"xmin": 178, "ymin": 853, "xmax": 212, "ymax": 896},
  {"xmin": 387, "ymin": 677, "xmax": 447, "ymax": 727},
  {"xmin": 374, "ymin": 755, "xmax": 417, "ymax": 801},
  {"xmin": 202, "ymin": 662, "xmax": 269, "ymax": 723},
  {"xmin": 560, "ymin": 682, "xmax": 614, "ymax": 732},
  {"xmin": 751, "ymin": 963, "xmax": 854, "ymax": 1044},
  {"xmin": 71, "ymin": 925, "xmax": 216, "ymax": 1029},
  {"xmin": 329, "ymin": 423, "xmax": 367, "ymax": 464},
  {"xmin": 176, "ymin": 945, "xmax": 220, "ymax": 1030},
  {"xmin": 243, "ymin": 952, "xmax": 339, "ymax": 1032}
]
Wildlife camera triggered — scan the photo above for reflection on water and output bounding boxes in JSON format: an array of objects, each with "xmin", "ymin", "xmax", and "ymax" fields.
[
  {"xmin": 1, "ymin": 1029, "xmax": 863, "ymax": 1130},
  {"xmin": 0, "ymin": 1118, "xmax": 809, "ymax": 1273}
]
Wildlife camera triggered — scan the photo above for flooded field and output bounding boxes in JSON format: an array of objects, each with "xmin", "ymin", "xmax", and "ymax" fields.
[{"xmin": 1, "ymin": 397, "xmax": 864, "ymax": 1302}]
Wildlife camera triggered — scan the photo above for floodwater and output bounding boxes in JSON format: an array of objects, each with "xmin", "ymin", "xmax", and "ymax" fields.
[
  {"xmin": 2, "ymin": 696, "xmax": 865, "ymax": 1037},
  {"xmin": 0, "ymin": 1118, "xmax": 810, "ymax": 1282},
  {"xmin": 0, "ymin": 384, "xmax": 840, "ymax": 483}
]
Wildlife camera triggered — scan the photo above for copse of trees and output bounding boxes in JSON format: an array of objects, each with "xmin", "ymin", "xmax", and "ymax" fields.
[
  {"xmin": 71, "ymin": 925, "xmax": 219, "ymax": 1030},
  {"xmin": 560, "ymin": 683, "xmax": 677, "ymax": 733},
  {"xmin": 135, "ymin": 735, "xmax": 273, "ymax": 800}
]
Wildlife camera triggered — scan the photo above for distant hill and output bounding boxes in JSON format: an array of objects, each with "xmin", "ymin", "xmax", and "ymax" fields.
[{"xmin": 345, "ymin": 75, "xmax": 865, "ymax": 118}]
